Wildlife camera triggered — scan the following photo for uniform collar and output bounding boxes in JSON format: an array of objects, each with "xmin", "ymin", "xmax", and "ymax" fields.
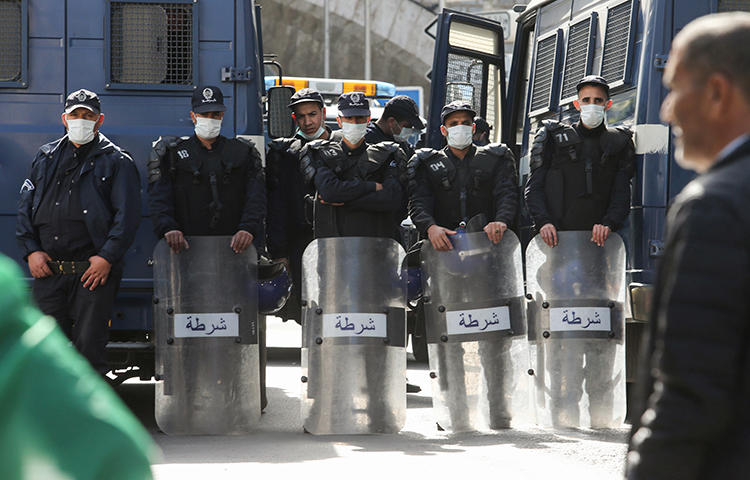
[
  {"xmin": 710, "ymin": 134, "xmax": 750, "ymax": 172},
  {"xmin": 192, "ymin": 133, "xmax": 225, "ymax": 151},
  {"xmin": 575, "ymin": 120, "xmax": 606, "ymax": 137}
]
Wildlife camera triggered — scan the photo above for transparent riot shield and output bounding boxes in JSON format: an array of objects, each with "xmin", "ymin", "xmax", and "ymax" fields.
[
  {"xmin": 301, "ymin": 237, "xmax": 407, "ymax": 434},
  {"xmin": 420, "ymin": 231, "xmax": 532, "ymax": 432},
  {"xmin": 525, "ymin": 231, "xmax": 626, "ymax": 429},
  {"xmin": 153, "ymin": 236, "xmax": 260, "ymax": 434}
]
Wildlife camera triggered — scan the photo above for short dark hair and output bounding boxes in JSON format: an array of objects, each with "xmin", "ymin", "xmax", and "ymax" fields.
[{"xmin": 675, "ymin": 12, "xmax": 750, "ymax": 101}]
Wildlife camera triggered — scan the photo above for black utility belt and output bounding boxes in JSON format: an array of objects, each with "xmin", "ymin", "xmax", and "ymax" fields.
[{"xmin": 47, "ymin": 260, "xmax": 90, "ymax": 275}]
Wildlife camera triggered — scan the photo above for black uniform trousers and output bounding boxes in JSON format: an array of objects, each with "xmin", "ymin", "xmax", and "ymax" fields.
[{"xmin": 32, "ymin": 268, "xmax": 122, "ymax": 374}]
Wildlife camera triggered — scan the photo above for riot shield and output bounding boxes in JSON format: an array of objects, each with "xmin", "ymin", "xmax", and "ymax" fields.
[
  {"xmin": 420, "ymin": 231, "xmax": 532, "ymax": 432},
  {"xmin": 525, "ymin": 231, "xmax": 626, "ymax": 429},
  {"xmin": 301, "ymin": 237, "xmax": 407, "ymax": 434},
  {"xmin": 153, "ymin": 236, "xmax": 260, "ymax": 434}
]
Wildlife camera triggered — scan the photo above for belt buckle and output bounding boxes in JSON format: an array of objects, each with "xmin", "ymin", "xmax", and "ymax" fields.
[{"xmin": 58, "ymin": 262, "xmax": 64, "ymax": 274}]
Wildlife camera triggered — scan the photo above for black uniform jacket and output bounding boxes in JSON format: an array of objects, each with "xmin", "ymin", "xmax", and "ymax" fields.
[
  {"xmin": 408, "ymin": 143, "xmax": 519, "ymax": 235},
  {"xmin": 16, "ymin": 134, "xmax": 141, "ymax": 265},
  {"xmin": 627, "ymin": 137, "xmax": 750, "ymax": 479},
  {"xmin": 147, "ymin": 134, "xmax": 265, "ymax": 240}
]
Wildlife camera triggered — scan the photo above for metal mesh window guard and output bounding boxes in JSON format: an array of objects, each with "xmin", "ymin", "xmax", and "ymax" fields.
[
  {"xmin": 530, "ymin": 34, "xmax": 557, "ymax": 113},
  {"xmin": 110, "ymin": 2, "xmax": 194, "ymax": 85},
  {"xmin": 0, "ymin": 0, "xmax": 23, "ymax": 82},
  {"xmin": 718, "ymin": 0, "xmax": 750, "ymax": 11},
  {"xmin": 601, "ymin": 1, "xmax": 632, "ymax": 85},
  {"xmin": 445, "ymin": 53, "xmax": 485, "ymax": 115},
  {"xmin": 560, "ymin": 18, "xmax": 592, "ymax": 100}
]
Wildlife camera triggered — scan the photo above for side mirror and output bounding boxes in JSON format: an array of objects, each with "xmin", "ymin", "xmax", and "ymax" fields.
[{"xmin": 267, "ymin": 86, "xmax": 295, "ymax": 139}]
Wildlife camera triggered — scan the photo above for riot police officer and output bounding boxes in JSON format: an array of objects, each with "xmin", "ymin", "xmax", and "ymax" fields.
[
  {"xmin": 524, "ymin": 75, "xmax": 635, "ymax": 248},
  {"xmin": 408, "ymin": 101, "xmax": 519, "ymax": 250},
  {"xmin": 266, "ymin": 88, "xmax": 331, "ymax": 323},
  {"xmin": 147, "ymin": 85, "xmax": 267, "ymax": 407},
  {"xmin": 365, "ymin": 94, "xmax": 423, "ymax": 158},
  {"xmin": 301, "ymin": 91, "xmax": 406, "ymax": 239},
  {"xmin": 16, "ymin": 89, "xmax": 141, "ymax": 375},
  {"xmin": 147, "ymin": 85, "xmax": 265, "ymax": 251}
]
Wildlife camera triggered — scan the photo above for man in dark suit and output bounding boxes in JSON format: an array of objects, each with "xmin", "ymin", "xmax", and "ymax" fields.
[{"xmin": 627, "ymin": 12, "xmax": 750, "ymax": 479}]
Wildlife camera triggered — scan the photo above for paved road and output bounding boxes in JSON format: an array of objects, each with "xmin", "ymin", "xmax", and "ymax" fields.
[{"xmin": 116, "ymin": 318, "xmax": 629, "ymax": 479}]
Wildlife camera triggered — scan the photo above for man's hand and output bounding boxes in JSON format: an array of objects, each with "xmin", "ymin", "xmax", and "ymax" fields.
[
  {"xmin": 318, "ymin": 197, "xmax": 345, "ymax": 206},
  {"xmin": 82, "ymin": 256, "xmax": 111, "ymax": 291},
  {"xmin": 375, "ymin": 182, "xmax": 383, "ymax": 191},
  {"xmin": 164, "ymin": 230, "xmax": 189, "ymax": 252},
  {"xmin": 540, "ymin": 223, "xmax": 558, "ymax": 247},
  {"xmin": 591, "ymin": 224, "xmax": 611, "ymax": 247},
  {"xmin": 28, "ymin": 251, "xmax": 52, "ymax": 279},
  {"xmin": 230, "ymin": 230, "xmax": 254, "ymax": 253},
  {"xmin": 484, "ymin": 221, "xmax": 508, "ymax": 244},
  {"xmin": 427, "ymin": 225, "xmax": 457, "ymax": 251}
]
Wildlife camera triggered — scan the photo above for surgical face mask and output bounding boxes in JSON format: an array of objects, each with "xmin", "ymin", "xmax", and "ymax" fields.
[
  {"xmin": 194, "ymin": 116, "xmax": 222, "ymax": 139},
  {"xmin": 445, "ymin": 125, "xmax": 473, "ymax": 149},
  {"xmin": 340, "ymin": 121, "xmax": 367, "ymax": 144},
  {"xmin": 394, "ymin": 126, "xmax": 416, "ymax": 142},
  {"xmin": 579, "ymin": 104, "xmax": 606, "ymax": 128},
  {"xmin": 66, "ymin": 118, "xmax": 97, "ymax": 145},
  {"xmin": 298, "ymin": 125, "xmax": 325, "ymax": 141}
]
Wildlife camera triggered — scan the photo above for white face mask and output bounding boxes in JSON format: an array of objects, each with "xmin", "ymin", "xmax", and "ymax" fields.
[
  {"xmin": 66, "ymin": 118, "xmax": 97, "ymax": 145},
  {"xmin": 445, "ymin": 125, "xmax": 473, "ymax": 149},
  {"xmin": 340, "ymin": 121, "xmax": 367, "ymax": 144},
  {"xmin": 194, "ymin": 116, "xmax": 222, "ymax": 139},
  {"xmin": 579, "ymin": 104, "xmax": 606, "ymax": 128},
  {"xmin": 298, "ymin": 125, "xmax": 325, "ymax": 141}
]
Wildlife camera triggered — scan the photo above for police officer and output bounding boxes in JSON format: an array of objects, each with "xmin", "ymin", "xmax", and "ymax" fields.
[
  {"xmin": 473, "ymin": 117, "xmax": 492, "ymax": 146},
  {"xmin": 147, "ymin": 85, "xmax": 267, "ymax": 407},
  {"xmin": 408, "ymin": 101, "xmax": 519, "ymax": 250},
  {"xmin": 365, "ymin": 94, "xmax": 424, "ymax": 157},
  {"xmin": 301, "ymin": 91, "xmax": 406, "ymax": 239},
  {"xmin": 524, "ymin": 75, "xmax": 635, "ymax": 248},
  {"xmin": 16, "ymin": 89, "xmax": 141, "ymax": 374},
  {"xmin": 147, "ymin": 85, "xmax": 265, "ymax": 251},
  {"xmin": 266, "ymin": 88, "xmax": 331, "ymax": 323}
]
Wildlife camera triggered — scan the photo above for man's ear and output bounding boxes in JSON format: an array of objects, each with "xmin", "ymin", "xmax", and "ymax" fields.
[
  {"xmin": 61, "ymin": 113, "xmax": 68, "ymax": 130},
  {"xmin": 94, "ymin": 114, "xmax": 105, "ymax": 131},
  {"xmin": 604, "ymin": 99, "xmax": 613, "ymax": 111},
  {"xmin": 337, "ymin": 116, "xmax": 343, "ymax": 129},
  {"xmin": 440, "ymin": 125, "xmax": 448, "ymax": 137},
  {"xmin": 573, "ymin": 100, "xmax": 581, "ymax": 111},
  {"xmin": 190, "ymin": 111, "xmax": 197, "ymax": 124},
  {"xmin": 472, "ymin": 123, "xmax": 476, "ymax": 134}
]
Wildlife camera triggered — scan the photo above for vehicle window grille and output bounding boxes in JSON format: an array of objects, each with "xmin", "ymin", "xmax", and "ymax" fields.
[
  {"xmin": 530, "ymin": 34, "xmax": 557, "ymax": 113},
  {"xmin": 110, "ymin": 2, "xmax": 193, "ymax": 85},
  {"xmin": 718, "ymin": 0, "xmax": 750, "ymax": 11},
  {"xmin": 601, "ymin": 1, "xmax": 633, "ymax": 85},
  {"xmin": 560, "ymin": 18, "xmax": 592, "ymax": 100},
  {"xmin": 0, "ymin": 0, "xmax": 23, "ymax": 82},
  {"xmin": 445, "ymin": 53, "xmax": 484, "ymax": 115}
]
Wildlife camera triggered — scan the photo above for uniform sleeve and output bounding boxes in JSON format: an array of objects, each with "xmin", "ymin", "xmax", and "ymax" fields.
[
  {"xmin": 16, "ymin": 154, "xmax": 44, "ymax": 260},
  {"xmin": 627, "ymin": 196, "xmax": 749, "ymax": 479},
  {"xmin": 492, "ymin": 150, "xmax": 519, "ymax": 225},
  {"xmin": 408, "ymin": 163, "xmax": 437, "ymax": 236},
  {"xmin": 146, "ymin": 146, "xmax": 181, "ymax": 238},
  {"xmin": 313, "ymin": 165, "xmax": 377, "ymax": 203},
  {"xmin": 265, "ymin": 147, "xmax": 290, "ymax": 258},
  {"xmin": 237, "ymin": 145, "xmax": 266, "ymax": 241},
  {"xmin": 347, "ymin": 163, "xmax": 403, "ymax": 212},
  {"xmin": 97, "ymin": 154, "xmax": 142, "ymax": 264},
  {"xmin": 601, "ymin": 138, "xmax": 635, "ymax": 230},
  {"xmin": 524, "ymin": 128, "xmax": 555, "ymax": 229}
]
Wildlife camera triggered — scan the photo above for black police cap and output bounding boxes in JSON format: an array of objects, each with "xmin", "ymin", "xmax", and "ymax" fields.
[
  {"xmin": 64, "ymin": 89, "xmax": 101, "ymax": 115},
  {"xmin": 337, "ymin": 91, "xmax": 370, "ymax": 117},
  {"xmin": 473, "ymin": 117, "xmax": 492, "ymax": 134},
  {"xmin": 383, "ymin": 95, "xmax": 424, "ymax": 129},
  {"xmin": 288, "ymin": 88, "xmax": 324, "ymax": 109},
  {"xmin": 192, "ymin": 85, "xmax": 227, "ymax": 114},
  {"xmin": 440, "ymin": 101, "xmax": 476, "ymax": 124},
  {"xmin": 576, "ymin": 75, "xmax": 610, "ymax": 98}
]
